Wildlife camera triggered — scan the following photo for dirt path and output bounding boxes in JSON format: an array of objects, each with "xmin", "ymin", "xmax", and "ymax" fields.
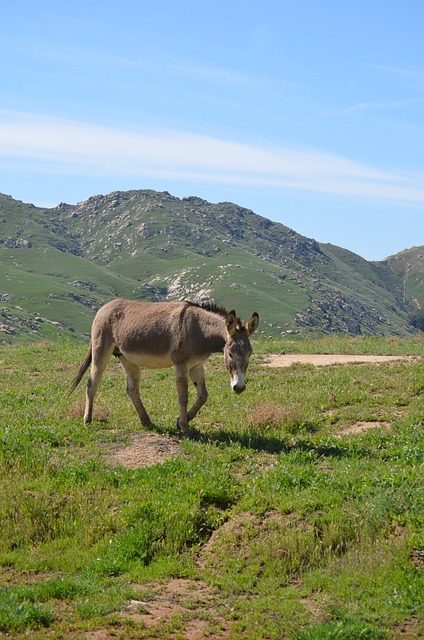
[{"xmin": 263, "ymin": 353, "xmax": 418, "ymax": 367}]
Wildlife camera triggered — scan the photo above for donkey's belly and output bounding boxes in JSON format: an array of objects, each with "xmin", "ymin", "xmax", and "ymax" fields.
[{"xmin": 123, "ymin": 350, "xmax": 174, "ymax": 369}]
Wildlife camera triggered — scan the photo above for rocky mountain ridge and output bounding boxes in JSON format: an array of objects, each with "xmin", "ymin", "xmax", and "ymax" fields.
[{"xmin": 0, "ymin": 189, "xmax": 421, "ymax": 341}]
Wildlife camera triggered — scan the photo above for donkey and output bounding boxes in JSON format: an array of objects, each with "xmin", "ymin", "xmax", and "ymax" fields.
[{"xmin": 70, "ymin": 298, "xmax": 259, "ymax": 435}]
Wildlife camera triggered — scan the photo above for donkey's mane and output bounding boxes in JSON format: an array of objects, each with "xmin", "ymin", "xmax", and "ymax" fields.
[
  {"xmin": 186, "ymin": 300, "xmax": 244, "ymax": 329},
  {"xmin": 185, "ymin": 300, "xmax": 228, "ymax": 317},
  {"xmin": 199, "ymin": 301, "xmax": 229, "ymax": 318}
]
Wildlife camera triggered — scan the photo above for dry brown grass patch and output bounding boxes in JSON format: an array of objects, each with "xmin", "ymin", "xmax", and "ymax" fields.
[
  {"xmin": 249, "ymin": 402, "xmax": 298, "ymax": 429},
  {"xmin": 248, "ymin": 401, "xmax": 313, "ymax": 434},
  {"xmin": 67, "ymin": 398, "xmax": 109, "ymax": 423}
]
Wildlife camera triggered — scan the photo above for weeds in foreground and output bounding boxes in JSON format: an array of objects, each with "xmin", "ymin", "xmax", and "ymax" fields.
[{"xmin": 0, "ymin": 337, "xmax": 423, "ymax": 638}]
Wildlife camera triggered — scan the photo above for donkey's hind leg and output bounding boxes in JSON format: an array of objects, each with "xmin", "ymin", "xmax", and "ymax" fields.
[
  {"xmin": 85, "ymin": 343, "xmax": 114, "ymax": 424},
  {"xmin": 119, "ymin": 355, "xmax": 154, "ymax": 428},
  {"xmin": 176, "ymin": 364, "xmax": 208, "ymax": 435}
]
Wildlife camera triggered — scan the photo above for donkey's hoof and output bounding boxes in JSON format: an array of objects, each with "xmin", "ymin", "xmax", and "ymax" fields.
[
  {"xmin": 176, "ymin": 417, "xmax": 193, "ymax": 438},
  {"xmin": 176, "ymin": 417, "xmax": 186, "ymax": 431}
]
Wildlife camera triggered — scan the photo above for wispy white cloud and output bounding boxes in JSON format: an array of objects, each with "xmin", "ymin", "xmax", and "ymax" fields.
[
  {"xmin": 325, "ymin": 98, "xmax": 424, "ymax": 115},
  {"xmin": 165, "ymin": 59, "xmax": 263, "ymax": 88},
  {"xmin": 2, "ymin": 34, "xmax": 263, "ymax": 90},
  {"xmin": 375, "ymin": 65, "xmax": 424, "ymax": 84},
  {"xmin": 1, "ymin": 109, "xmax": 423, "ymax": 206}
]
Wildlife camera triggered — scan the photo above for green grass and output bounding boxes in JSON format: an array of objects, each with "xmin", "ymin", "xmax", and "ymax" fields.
[
  {"xmin": 256, "ymin": 332, "xmax": 424, "ymax": 355},
  {"xmin": 0, "ymin": 336, "xmax": 423, "ymax": 638}
]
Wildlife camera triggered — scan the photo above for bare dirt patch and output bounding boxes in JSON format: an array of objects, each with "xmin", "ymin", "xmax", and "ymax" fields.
[
  {"xmin": 334, "ymin": 421, "xmax": 392, "ymax": 438},
  {"xmin": 392, "ymin": 616, "xmax": 423, "ymax": 639},
  {"xmin": 264, "ymin": 353, "xmax": 418, "ymax": 367},
  {"xmin": 411, "ymin": 549, "xmax": 424, "ymax": 569},
  {"xmin": 125, "ymin": 578, "xmax": 231, "ymax": 638},
  {"xmin": 108, "ymin": 432, "xmax": 181, "ymax": 469}
]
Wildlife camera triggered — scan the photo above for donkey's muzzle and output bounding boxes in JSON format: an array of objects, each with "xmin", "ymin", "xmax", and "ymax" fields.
[
  {"xmin": 231, "ymin": 374, "xmax": 247, "ymax": 394},
  {"xmin": 233, "ymin": 384, "xmax": 246, "ymax": 394}
]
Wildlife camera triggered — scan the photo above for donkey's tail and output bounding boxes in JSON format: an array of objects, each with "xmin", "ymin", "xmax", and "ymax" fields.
[{"xmin": 69, "ymin": 344, "xmax": 92, "ymax": 394}]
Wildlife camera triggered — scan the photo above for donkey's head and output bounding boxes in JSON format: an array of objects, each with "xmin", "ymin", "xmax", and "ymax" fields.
[{"xmin": 224, "ymin": 310, "xmax": 259, "ymax": 394}]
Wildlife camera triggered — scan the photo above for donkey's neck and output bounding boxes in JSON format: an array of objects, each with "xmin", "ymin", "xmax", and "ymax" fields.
[
  {"xmin": 201, "ymin": 314, "xmax": 228, "ymax": 353},
  {"xmin": 207, "ymin": 333, "xmax": 227, "ymax": 353}
]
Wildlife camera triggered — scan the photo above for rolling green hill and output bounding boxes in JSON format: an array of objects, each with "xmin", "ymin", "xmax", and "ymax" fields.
[{"xmin": 0, "ymin": 189, "xmax": 420, "ymax": 341}]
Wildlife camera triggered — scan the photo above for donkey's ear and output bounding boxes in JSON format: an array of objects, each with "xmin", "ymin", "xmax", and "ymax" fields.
[
  {"xmin": 246, "ymin": 312, "xmax": 259, "ymax": 336},
  {"xmin": 226, "ymin": 310, "xmax": 237, "ymax": 336}
]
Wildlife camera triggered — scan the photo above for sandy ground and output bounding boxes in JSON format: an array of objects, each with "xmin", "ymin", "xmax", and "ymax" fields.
[{"xmin": 263, "ymin": 353, "xmax": 418, "ymax": 367}]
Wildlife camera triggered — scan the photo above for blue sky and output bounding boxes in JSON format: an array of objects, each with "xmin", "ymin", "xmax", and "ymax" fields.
[{"xmin": 1, "ymin": 1, "xmax": 423, "ymax": 261}]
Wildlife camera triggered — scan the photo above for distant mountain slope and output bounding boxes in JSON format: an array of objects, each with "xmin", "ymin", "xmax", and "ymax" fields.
[
  {"xmin": 0, "ymin": 190, "xmax": 419, "ymax": 341},
  {"xmin": 382, "ymin": 246, "xmax": 424, "ymax": 308}
]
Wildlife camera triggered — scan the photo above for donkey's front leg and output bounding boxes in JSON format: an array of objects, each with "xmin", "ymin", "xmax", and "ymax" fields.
[
  {"xmin": 187, "ymin": 364, "xmax": 208, "ymax": 422},
  {"xmin": 175, "ymin": 364, "xmax": 190, "ymax": 435}
]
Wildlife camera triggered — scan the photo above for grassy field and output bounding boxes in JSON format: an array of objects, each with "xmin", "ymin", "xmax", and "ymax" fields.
[{"xmin": 0, "ymin": 335, "xmax": 423, "ymax": 639}]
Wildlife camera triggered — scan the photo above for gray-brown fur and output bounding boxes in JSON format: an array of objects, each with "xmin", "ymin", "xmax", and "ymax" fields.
[{"xmin": 70, "ymin": 298, "xmax": 259, "ymax": 435}]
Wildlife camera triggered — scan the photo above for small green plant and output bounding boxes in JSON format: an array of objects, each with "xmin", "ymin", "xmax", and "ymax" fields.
[
  {"xmin": 0, "ymin": 590, "xmax": 55, "ymax": 633},
  {"xmin": 293, "ymin": 620, "xmax": 386, "ymax": 639}
]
